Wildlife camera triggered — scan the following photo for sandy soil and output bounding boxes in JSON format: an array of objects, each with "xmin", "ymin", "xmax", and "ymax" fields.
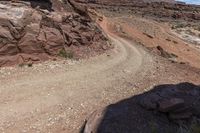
[
  {"xmin": 0, "ymin": 15, "xmax": 199, "ymax": 133},
  {"xmin": 103, "ymin": 14, "xmax": 200, "ymax": 68}
]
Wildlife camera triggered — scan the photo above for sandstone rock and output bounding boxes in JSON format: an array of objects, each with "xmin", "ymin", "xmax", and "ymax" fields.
[
  {"xmin": 0, "ymin": 0, "xmax": 108, "ymax": 66},
  {"xmin": 0, "ymin": 26, "xmax": 14, "ymax": 42},
  {"xmin": 31, "ymin": 11, "xmax": 43, "ymax": 23},
  {"xmin": 26, "ymin": 23, "xmax": 40, "ymax": 34},
  {"xmin": 49, "ymin": 12, "xmax": 63, "ymax": 23},
  {"xmin": 18, "ymin": 33, "xmax": 44, "ymax": 54},
  {"xmin": 0, "ymin": 44, "xmax": 18, "ymax": 55}
]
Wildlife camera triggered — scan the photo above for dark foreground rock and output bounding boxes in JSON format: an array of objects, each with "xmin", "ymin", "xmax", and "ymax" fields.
[
  {"xmin": 82, "ymin": 82, "xmax": 200, "ymax": 133},
  {"xmin": 0, "ymin": 0, "xmax": 109, "ymax": 66}
]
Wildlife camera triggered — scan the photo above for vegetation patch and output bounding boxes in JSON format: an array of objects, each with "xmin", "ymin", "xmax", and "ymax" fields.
[
  {"xmin": 18, "ymin": 63, "xmax": 33, "ymax": 68},
  {"xmin": 58, "ymin": 48, "xmax": 74, "ymax": 59},
  {"xmin": 191, "ymin": 123, "xmax": 200, "ymax": 133}
]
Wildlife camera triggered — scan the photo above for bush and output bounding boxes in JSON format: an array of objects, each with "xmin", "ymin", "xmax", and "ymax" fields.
[
  {"xmin": 18, "ymin": 63, "xmax": 25, "ymax": 67},
  {"xmin": 58, "ymin": 49, "xmax": 74, "ymax": 59},
  {"xmin": 149, "ymin": 121, "xmax": 158, "ymax": 133},
  {"xmin": 27, "ymin": 63, "xmax": 33, "ymax": 67},
  {"xmin": 172, "ymin": 23, "xmax": 185, "ymax": 29},
  {"xmin": 18, "ymin": 63, "xmax": 33, "ymax": 67},
  {"xmin": 191, "ymin": 123, "xmax": 200, "ymax": 133}
]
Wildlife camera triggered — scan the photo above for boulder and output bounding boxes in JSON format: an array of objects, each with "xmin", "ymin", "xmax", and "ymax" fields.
[{"xmin": 83, "ymin": 83, "xmax": 200, "ymax": 133}]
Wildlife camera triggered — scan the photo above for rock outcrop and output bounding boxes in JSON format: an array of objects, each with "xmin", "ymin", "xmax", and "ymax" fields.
[{"xmin": 0, "ymin": 0, "xmax": 109, "ymax": 66}]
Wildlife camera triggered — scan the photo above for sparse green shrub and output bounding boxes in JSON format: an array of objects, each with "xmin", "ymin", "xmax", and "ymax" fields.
[
  {"xmin": 18, "ymin": 63, "xmax": 25, "ymax": 67},
  {"xmin": 27, "ymin": 63, "xmax": 33, "ymax": 67},
  {"xmin": 58, "ymin": 49, "xmax": 74, "ymax": 59},
  {"xmin": 149, "ymin": 121, "xmax": 158, "ymax": 133},
  {"xmin": 191, "ymin": 123, "xmax": 200, "ymax": 133},
  {"xmin": 172, "ymin": 23, "xmax": 185, "ymax": 29},
  {"xmin": 18, "ymin": 63, "xmax": 33, "ymax": 67}
]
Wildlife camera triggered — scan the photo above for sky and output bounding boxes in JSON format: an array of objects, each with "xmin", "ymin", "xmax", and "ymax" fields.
[{"xmin": 177, "ymin": 0, "xmax": 200, "ymax": 5}]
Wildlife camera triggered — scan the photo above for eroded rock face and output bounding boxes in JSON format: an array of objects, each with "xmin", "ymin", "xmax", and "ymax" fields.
[{"xmin": 0, "ymin": 1, "xmax": 108, "ymax": 66}]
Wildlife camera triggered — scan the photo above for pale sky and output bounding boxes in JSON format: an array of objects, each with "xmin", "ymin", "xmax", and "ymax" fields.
[{"xmin": 177, "ymin": 0, "xmax": 200, "ymax": 5}]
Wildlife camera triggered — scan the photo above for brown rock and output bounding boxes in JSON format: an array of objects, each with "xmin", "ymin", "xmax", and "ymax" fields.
[
  {"xmin": 43, "ymin": 27, "xmax": 65, "ymax": 53},
  {"xmin": 18, "ymin": 33, "xmax": 44, "ymax": 54},
  {"xmin": 50, "ymin": 12, "xmax": 63, "ymax": 23},
  {"xmin": 0, "ymin": 26, "xmax": 14, "ymax": 41},
  {"xmin": 0, "ymin": 1, "xmax": 108, "ymax": 66},
  {"xmin": 0, "ymin": 44, "xmax": 18, "ymax": 55},
  {"xmin": 31, "ymin": 11, "xmax": 43, "ymax": 23}
]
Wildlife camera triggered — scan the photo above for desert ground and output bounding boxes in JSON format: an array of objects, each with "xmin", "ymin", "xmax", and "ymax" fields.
[{"xmin": 0, "ymin": 0, "xmax": 200, "ymax": 133}]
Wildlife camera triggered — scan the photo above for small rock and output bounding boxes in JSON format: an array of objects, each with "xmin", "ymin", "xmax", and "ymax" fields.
[{"xmin": 102, "ymin": 45, "xmax": 107, "ymax": 50}]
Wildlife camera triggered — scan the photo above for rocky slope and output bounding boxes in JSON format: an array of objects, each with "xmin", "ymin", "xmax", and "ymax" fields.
[
  {"xmin": 0, "ymin": 0, "xmax": 109, "ymax": 66},
  {"xmin": 75, "ymin": 0, "xmax": 176, "ymax": 4},
  {"xmin": 79, "ymin": 0, "xmax": 200, "ymax": 21}
]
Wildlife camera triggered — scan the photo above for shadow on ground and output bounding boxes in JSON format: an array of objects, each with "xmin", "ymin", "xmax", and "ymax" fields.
[{"xmin": 82, "ymin": 82, "xmax": 200, "ymax": 133}]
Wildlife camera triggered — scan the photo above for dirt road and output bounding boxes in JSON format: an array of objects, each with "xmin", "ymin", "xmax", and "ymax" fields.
[{"xmin": 0, "ymin": 31, "xmax": 153, "ymax": 132}]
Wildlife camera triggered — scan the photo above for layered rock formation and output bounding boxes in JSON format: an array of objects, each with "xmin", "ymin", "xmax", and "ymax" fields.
[{"xmin": 0, "ymin": 0, "xmax": 109, "ymax": 66}]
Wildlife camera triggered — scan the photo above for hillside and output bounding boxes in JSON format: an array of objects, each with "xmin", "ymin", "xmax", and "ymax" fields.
[
  {"xmin": 0, "ymin": 0, "xmax": 110, "ymax": 66},
  {"xmin": 75, "ymin": 0, "xmax": 176, "ymax": 4}
]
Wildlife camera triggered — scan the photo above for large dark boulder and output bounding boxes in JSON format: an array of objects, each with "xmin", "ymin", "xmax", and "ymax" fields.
[{"xmin": 82, "ymin": 82, "xmax": 200, "ymax": 133}]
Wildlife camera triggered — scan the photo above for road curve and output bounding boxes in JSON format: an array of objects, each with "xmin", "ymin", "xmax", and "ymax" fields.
[{"xmin": 0, "ymin": 31, "xmax": 153, "ymax": 132}]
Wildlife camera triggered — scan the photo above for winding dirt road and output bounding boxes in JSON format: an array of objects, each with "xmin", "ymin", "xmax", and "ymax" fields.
[{"xmin": 0, "ymin": 29, "xmax": 153, "ymax": 132}]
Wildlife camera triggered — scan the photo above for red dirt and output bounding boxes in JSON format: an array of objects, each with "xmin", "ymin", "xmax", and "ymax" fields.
[{"xmin": 105, "ymin": 16, "xmax": 200, "ymax": 68}]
